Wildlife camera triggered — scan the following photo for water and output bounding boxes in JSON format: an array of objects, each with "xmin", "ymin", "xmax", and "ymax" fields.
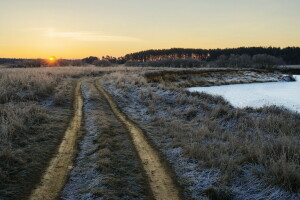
[{"xmin": 188, "ymin": 75, "xmax": 300, "ymax": 113}]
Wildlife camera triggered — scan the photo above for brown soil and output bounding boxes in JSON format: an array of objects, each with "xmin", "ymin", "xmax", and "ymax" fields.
[{"xmin": 29, "ymin": 79, "xmax": 84, "ymax": 200}]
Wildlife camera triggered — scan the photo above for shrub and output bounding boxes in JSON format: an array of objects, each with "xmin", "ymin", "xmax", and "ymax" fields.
[
  {"xmin": 82, "ymin": 56, "xmax": 99, "ymax": 64},
  {"xmin": 93, "ymin": 60, "xmax": 112, "ymax": 67}
]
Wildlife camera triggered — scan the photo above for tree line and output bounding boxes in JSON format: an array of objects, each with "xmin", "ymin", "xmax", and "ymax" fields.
[
  {"xmin": 1, "ymin": 46, "xmax": 299, "ymax": 68},
  {"xmin": 124, "ymin": 47, "xmax": 300, "ymax": 64},
  {"xmin": 125, "ymin": 54, "xmax": 285, "ymax": 69}
]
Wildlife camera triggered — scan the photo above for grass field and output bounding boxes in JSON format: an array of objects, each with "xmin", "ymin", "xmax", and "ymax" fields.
[
  {"xmin": 0, "ymin": 66, "xmax": 139, "ymax": 199},
  {"xmin": 101, "ymin": 70, "xmax": 300, "ymax": 199},
  {"xmin": 0, "ymin": 65, "xmax": 299, "ymax": 200}
]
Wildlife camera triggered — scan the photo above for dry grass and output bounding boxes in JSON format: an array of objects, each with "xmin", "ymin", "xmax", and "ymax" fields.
[
  {"xmin": 0, "ymin": 102, "xmax": 70, "ymax": 200},
  {"xmin": 1, "ymin": 65, "xmax": 298, "ymax": 199},
  {"xmin": 101, "ymin": 71, "xmax": 300, "ymax": 199},
  {"xmin": 0, "ymin": 66, "xmax": 142, "ymax": 200},
  {"xmin": 0, "ymin": 66, "xmax": 140, "ymax": 103}
]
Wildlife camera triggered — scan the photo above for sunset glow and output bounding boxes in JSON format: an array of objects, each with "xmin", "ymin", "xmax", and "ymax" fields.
[
  {"xmin": 49, "ymin": 56, "xmax": 56, "ymax": 62},
  {"xmin": 0, "ymin": 0, "xmax": 300, "ymax": 58}
]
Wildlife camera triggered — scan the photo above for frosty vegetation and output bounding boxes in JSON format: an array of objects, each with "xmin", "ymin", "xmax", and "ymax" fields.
[
  {"xmin": 0, "ymin": 66, "xmax": 140, "ymax": 200},
  {"xmin": 101, "ymin": 70, "xmax": 300, "ymax": 200}
]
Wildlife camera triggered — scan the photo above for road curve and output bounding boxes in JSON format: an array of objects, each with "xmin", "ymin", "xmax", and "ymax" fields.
[
  {"xmin": 95, "ymin": 79, "xmax": 182, "ymax": 200},
  {"xmin": 29, "ymin": 79, "xmax": 84, "ymax": 200}
]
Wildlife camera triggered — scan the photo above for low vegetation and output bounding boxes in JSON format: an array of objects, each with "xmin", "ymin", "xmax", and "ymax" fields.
[
  {"xmin": 144, "ymin": 69, "xmax": 291, "ymax": 87},
  {"xmin": 1, "ymin": 64, "xmax": 299, "ymax": 199},
  {"xmin": 93, "ymin": 59, "xmax": 113, "ymax": 67},
  {"xmin": 0, "ymin": 66, "xmax": 140, "ymax": 200},
  {"xmin": 101, "ymin": 70, "xmax": 300, "ymax": 199}
]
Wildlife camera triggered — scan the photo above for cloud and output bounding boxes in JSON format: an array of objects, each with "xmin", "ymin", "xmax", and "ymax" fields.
[{"xmin": 45, "ymin": 30, "xmax": 141, "ymax": 42}]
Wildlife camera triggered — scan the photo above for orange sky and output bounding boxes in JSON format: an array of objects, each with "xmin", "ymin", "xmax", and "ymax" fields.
[{"xmin": 0, "ymin": 0, "xmax": 300, "ymax": 59}]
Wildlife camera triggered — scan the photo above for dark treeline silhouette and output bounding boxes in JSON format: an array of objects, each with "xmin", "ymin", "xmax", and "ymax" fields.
[
  {"xmin": 0, "ymin": 58, "xmax": 26, "ymax": 65},
  {"xmin": 0, "ymin": 57, "xmax": 114, "ymax": 68},
  {"xmin": 1, "ymin": 59, "xmax": 87, "ymax": 68},
  {"xmin": 101, "ymin": 55, "xmax": 126, "ymax": 64},
  {"xmin": 1, "ymin": 46, "xmax": 299, "ymax": 68},
  {"xmin": 125, "ymin": 54, "xmax": 285, "ymax": 69},
  {"xmin": 124, "ymin": 47, "xmax": 300, "ymax": 64},
  {"xmin": 81, "ymin": 56, "xmax": 114, "ymax": 66}
]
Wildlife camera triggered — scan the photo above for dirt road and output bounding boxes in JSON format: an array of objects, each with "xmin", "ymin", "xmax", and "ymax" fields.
[{"xmin": 29, "ymin": 78, "xmax": 181, "ymax": 200}]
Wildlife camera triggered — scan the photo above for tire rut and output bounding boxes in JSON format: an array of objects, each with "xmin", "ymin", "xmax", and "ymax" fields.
[
  {"xmin": 95, "ymin": 79, "xmax": 182, "ymax": 200},
  {"xmin": 61, "ymin": 79, "xmax": 150, "ymax": 199},
  {"xmin": 29, "ymin": 79, "xmax": 84, "ymax": 200}
]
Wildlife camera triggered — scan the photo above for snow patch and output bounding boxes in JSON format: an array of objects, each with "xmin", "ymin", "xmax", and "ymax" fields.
[{"xmin": 188, "ymin": 75, "xmax": 300, "ymax": 113}]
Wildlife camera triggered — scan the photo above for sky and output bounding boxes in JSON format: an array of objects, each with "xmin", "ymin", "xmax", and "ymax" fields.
[{"xmin": 0, "ymin": 0, "xmax": 299, "ymax": 59}]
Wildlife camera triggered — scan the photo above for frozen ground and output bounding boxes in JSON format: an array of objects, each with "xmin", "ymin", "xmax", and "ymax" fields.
[
  {"xmin": 188, "ymin": 75, "xmax": 300, "ymax": 113},
  {"xmin": 101, "ymin": 73, "xmax": 300, "ymax": 200}
]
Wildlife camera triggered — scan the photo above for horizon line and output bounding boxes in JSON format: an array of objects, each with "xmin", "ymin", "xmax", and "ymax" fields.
[{"xmin": 1, "ymin": 46, "xmax": 300, "ymax": 60}]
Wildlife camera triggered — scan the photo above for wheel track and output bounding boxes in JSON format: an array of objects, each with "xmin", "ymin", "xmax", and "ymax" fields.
[
  {"xmin": 28, "ymin": 77, "xmax": 182, "ymax": 200},
  {"xmin": 29, "ymin": 79, "xmax": 84, "ymax": 200},
  {"xmin": 95, "ymin": 79, "xmax": 182, "ymax": 200}
]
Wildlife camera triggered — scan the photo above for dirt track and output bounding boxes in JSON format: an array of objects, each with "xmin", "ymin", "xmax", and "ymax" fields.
[
  {"xmin": 29, "ymin": 79, "xmax": 84, "ymax": 200},
  {"xmin": 95, "ymin": 79, "xmax": 181, "ymax": 200},
  {"xmin": 29, "ymin": 78, "xmax": 181, "ymax": 200}
]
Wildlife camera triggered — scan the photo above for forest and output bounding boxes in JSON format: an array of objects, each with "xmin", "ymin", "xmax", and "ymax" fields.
[{"xmin": 124, "ymin": 47, "xmax": 300, "ymax": 64}]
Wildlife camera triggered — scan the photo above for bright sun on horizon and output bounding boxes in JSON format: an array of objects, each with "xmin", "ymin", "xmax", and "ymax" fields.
[{"xmin": 49, "ymin": 56, "xmax": 56, "ymax": 62}]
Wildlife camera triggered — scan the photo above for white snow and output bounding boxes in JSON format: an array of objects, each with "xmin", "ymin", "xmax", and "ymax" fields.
[{"xmin": 188, "ymin": 75, "xmax": 300, "ymax": 113}]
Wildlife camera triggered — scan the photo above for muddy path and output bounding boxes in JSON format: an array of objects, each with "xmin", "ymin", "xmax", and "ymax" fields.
[
  {"xmin": 29, "ymin": 79, "xmax": 84, "ymax": 200},
  {"xmin": 94, "ymin": 79, "xmax": 182, "ymax": 200}
]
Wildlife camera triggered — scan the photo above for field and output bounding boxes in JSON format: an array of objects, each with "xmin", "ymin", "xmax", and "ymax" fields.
[{"xmin": 0, "ymin": 66, "xmax": 299, "ymax": 200}]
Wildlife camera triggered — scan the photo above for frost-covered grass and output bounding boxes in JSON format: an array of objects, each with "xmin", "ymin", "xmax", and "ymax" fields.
[
  {"xmin": 0, "ymin": 66, "xmax": 139, "ymax": 200},
  {"xmin": 101, "ymin": 71, "xmax": 300, "ymax": 199}
]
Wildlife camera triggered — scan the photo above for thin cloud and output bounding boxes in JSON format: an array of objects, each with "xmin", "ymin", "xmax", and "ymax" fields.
[{"xmin": 45, "ymin": 30, "xmax": 141, "ymax": 42}]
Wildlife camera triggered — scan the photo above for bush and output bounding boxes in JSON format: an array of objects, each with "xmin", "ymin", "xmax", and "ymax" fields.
[
  {"xmin": 82, "ymin": 56, "xmax": 99, "ymax": 64},
  {"xmin": 252, "ymin": 54, "xmax": 285, "ymax": 69},
  {"xmin": 93, "ymin": 60, "xmax": 112, "ymax": 67}
]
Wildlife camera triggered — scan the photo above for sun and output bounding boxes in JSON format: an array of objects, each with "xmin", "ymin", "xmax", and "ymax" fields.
[{"xmin": 49, "ymin": 56, "xmax": 57, "ymax": 62}]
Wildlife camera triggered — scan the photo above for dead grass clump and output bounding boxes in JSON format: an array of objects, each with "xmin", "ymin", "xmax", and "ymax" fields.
[
  {"xmin": 210, "ymin": 105, "xmax": 231, "ymax": 119},
  {"xmin": 267, "ymin": 158, "xmax": 300, "ymax": 192},
  {"xmin": 0, "ymin": 103, "xmax": 47, "ymax": 143},
  {"xmin": 185, "ymin": 107, "xmax": 198, "ymax": 120},
  {"xmin": 0, "ymin": 102, "xmax": 71, "ymax": 200},
  {"xmin": 54, "ymin": 78, "xmax": 73, "ymax": 106}
]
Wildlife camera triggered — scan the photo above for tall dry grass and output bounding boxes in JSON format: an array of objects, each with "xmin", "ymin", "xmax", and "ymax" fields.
[{"xmin": 0, "ymin": 66, "xmax": 121, "ymax": 103}]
